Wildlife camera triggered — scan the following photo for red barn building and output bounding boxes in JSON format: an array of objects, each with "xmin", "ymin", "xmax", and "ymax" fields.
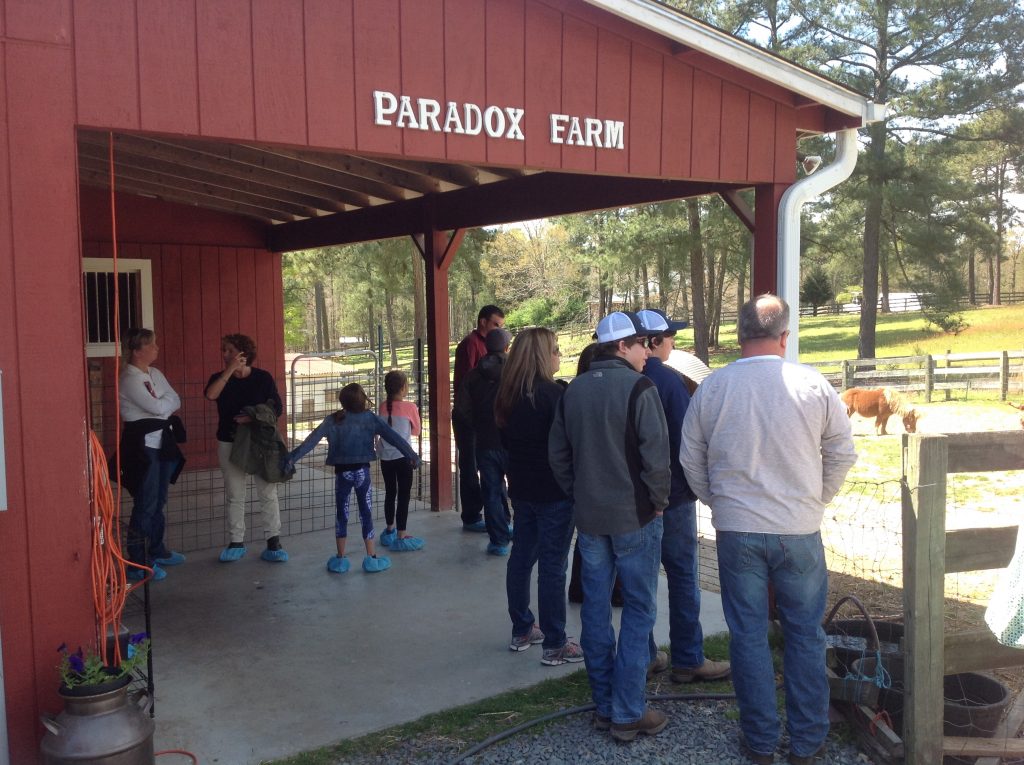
[{"xmin": 0, "ymin": 0, "xmax": 876, "ymax": 760}]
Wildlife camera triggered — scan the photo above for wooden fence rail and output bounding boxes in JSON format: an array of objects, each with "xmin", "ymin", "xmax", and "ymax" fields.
[
  {"xmin": 808, "ymin": 350, "xmax": 1024, "ymax": 400},
  {"xmin": 901, "ymin": 431, "xmax": 1024, "ymax": 765}
]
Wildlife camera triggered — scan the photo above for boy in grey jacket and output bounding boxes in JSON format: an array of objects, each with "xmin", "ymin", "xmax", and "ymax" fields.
[{"xmin": 549, "ymin": 311, "xmax": 671, "ymax": 742}]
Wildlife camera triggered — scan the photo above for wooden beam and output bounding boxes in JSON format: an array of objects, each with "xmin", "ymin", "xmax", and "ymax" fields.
[
  {"xmin": 976, "ymin": 689, "xmax": 1024, "ymax": 765},
  {"xmin": 79, "ymin": 130, "xmax": 373, "ymax": 207},
  {"xmin": 720, "ymin": 189, "xmax": 755, "ymax": 232},
  {"xmin": 945, "ymin": 736, "xmax": 1024, "ymax": 758},
  {"xmin": 945, "ymin": 630, "xmax": 1024, "ymax": 674},
  {"xmin": 78, "ymin": 142, "xmax": 346, "ymax": 213},
  {"xmin": 944, "ymin": 526, "xmax": 1018, "ymax": 573},
  {"xmin": 753, "ymin": 183, "xmax": 785, "ymax": 295},
  {"xmin": 370, "ymin": 157, "xmax": 481, "ymax": 187},
  {"xmin": 423, "ymin": 229, "xmax": 457, "ymax": 511},
  {"xmin": 946, "ymin": 431, "xmax": 1024, "ymax": 473},
  {"xmin": 901, "ymin": 433, "xmax": 948, "ymax": 765},
  {"xmin": 269, "ymin": 173, "xmax": 727, "ymax": 252}
]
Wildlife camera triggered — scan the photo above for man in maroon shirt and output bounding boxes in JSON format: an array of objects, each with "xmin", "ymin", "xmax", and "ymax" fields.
[{"xmin": 452, "ymin": 305, "xmax": 505, "ymax": 530}]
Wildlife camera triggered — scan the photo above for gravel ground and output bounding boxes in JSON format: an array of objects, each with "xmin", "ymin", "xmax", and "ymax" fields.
[{"xmin": 343, "ymin": 699, "xmax": 878, "ymax": 765}]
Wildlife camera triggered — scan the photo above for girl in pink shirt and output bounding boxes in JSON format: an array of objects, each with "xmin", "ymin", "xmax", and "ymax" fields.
[{"xmin": 378, "ymin": 371, "xmax": 424, "ymax": 552}]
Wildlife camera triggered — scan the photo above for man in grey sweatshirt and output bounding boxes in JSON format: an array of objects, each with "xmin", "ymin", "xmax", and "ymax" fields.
[
  {"xmin": 680, "ymin": 294, "xmax": 856, "ymax": 765},
  {"xmin": 549, "ymin": 310, "xmax": 671, "ymax": 742}
]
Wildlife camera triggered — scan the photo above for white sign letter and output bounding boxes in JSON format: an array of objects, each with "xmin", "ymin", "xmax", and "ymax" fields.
[
  {"xmin": 483, "ymin": 106, "xmax": 506, "ymax": 138},
  {"xmin": 566, "ymin": 116, "xmax": 584, "ymax": 146},
  {"xmin": 395, "ymin": 95, "xmax": 419, "ymax": 129},
  {"xmin": 418, "ymin": 98, "xmax": 441, "ymax": 132},
  {"xmin": 443, "ymin": 101, "xmax": 465, "ymax": 134},
  {"xmin": 463, "ymin": 103, "xmax": 483, "ymax": 135},
  {"xmin": 373, "ymin": 90, "xmax": 398, "ymax": 126},
  {"xmin": 584, "ymin": 118, "xmax": 603, "ymax": 148},
  {"xmin": 504, "ymin": 107, "xmax": 525, "ymax": 140},
  {"xmin": 604, "ymin": 120, "xmax": 625, "ymax": 150},
  {"xmin": 549, "ymin": 114, "xmax": 569, "ymax": 144}
]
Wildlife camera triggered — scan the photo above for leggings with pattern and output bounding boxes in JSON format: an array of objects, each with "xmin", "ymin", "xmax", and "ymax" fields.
[{"xmin": 334, "ymin": 465, "xmax": 374, "ymax": 540}]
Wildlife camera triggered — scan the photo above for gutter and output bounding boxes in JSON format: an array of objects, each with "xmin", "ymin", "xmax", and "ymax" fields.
[{"xmin": 778, "ymin": 128, "xmax": 860, "ymax": 362}]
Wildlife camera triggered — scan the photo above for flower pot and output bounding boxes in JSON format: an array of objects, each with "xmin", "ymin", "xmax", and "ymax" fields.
[{"xmin": 40, "ymin": 675, "xmax": 154, "ymax": 765}]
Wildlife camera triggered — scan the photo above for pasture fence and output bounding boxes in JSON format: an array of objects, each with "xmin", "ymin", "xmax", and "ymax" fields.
[{"xmin": 808, "ymin": 350, "xmax": 1024, "ymax": 401}]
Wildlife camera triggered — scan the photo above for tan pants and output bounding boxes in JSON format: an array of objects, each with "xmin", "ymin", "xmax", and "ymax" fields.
[{"xmin": 218, "ymin": 441, "xmax": 281, "ymax": 544}]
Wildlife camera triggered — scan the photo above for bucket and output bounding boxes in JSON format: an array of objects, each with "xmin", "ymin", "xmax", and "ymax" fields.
[
  {"xmin": 825, "ymin": 618, "xmax": 904, "ymax": 676},
  {"xmin": 852, "ymin": 655, "xmax": 1011, "ymax": 764},
  {"xmin": 40, "ymin": 676, "xmax": 155, "ymax": 765}
]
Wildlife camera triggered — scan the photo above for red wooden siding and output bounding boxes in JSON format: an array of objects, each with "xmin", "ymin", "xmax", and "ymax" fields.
[
  {"xmin": 2, "ymin": 38, "xmax": 95, "ymax": 759},
  {"xmin": 65, "ymin": 0, "xmax": 805, "ymax": 185}
]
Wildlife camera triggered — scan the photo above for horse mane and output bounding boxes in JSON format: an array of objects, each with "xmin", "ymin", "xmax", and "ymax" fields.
[{"xmin": 881, "ymin": 387, "xmax": 913, "ymax": 416}]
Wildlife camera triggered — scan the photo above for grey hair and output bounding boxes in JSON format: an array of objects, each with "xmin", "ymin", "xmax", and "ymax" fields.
[{"xmin": 737, "ymin": 294, "xmax": 789, "ymax": 342}]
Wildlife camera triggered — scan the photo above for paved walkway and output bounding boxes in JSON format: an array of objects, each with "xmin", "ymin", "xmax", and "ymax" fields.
[{"xmin": 143, "ymin": 511, "xmax": 727, "ymax": 764}]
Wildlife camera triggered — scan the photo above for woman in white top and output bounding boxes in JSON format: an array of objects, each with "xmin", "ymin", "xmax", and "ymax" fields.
[{"xmin": 118, "ymin": 328, "xmax": 185, "ymax": 582}]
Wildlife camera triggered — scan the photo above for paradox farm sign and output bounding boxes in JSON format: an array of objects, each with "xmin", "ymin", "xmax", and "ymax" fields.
[{"xmin": 373, "ymin": 91, "xmax": 625, "ymax": 150}]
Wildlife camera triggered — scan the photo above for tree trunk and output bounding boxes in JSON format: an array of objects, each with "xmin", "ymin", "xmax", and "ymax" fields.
[
  {"xmin": 367, "ymin": 303, "xmax": 375, "ymax": 352},
  {"xmin": 641, "ymin": 262, "xmax": 650, "ymax": 308},
  {"xmin": 656, "ymin": 251, "xmax": 671, "ymax": 311},
  {"xmin": 314, "ymin": 281, "xmax": 328, "ymax": 352},
  {"xmin": 880, "ymin": 248, "xmax": 890, "ymax": 313},
  {"xmin": 858, "ymin": 122, "xmax": 886, "ymax": 360},
  {"xmin": 384, "ymin": 289, "xmax": 399, "ymax": 367},
  {"xmin": 411, "ymin": 244, "xmax": 426, "ymax": 341},
  {"xmin": 687, "ymin": 200, "xmax": 710, "ymax": 363},
  {"xmin": 968, "ymin": 249, "xmax": 976, "ymax": 304},
  {"xmin": 993, "ymin": 161, "xmax": 1005, "ymax": 305}
]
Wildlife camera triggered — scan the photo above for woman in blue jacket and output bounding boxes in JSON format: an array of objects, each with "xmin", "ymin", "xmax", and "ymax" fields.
[{"xmin": 286, "ymin": 383, "xmax": 419, "ymax": 574}]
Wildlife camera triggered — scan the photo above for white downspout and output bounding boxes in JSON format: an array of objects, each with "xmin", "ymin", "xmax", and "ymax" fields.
[{"xmin": 778, "ymin": 128, "xmax": 860, "ymax": 362}]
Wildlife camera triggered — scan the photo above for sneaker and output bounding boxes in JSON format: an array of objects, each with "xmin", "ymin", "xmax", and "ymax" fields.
[
  {"xmin": 326, "ymin": 555, "xmax": 350, "ymax": 574},
  {"xmin": 462, "ymin": 520, "xmax": 487, "ymax": 533},
  {"xmin": 609, "ymin": 707, "xmax": 668, "ymax": 742},
  {"xmin": 509, "ymin": 623, "xmax": 545, "ymax": 651},
  {"xmin": 647, "ymin": 650, "xmax": 670, "ymax": 679},
  {"xmin": 362, "ymin": 555, "xmax": 391, "ymax": 573},
  {"xmin": 127, "ymin": 565, "xmax": 166, "ymax": 583},
  {"xmin": 260, "ymin": 548, "xmax": 289, "ymax": 562},
  {"xmin": 541, "ymin": 640, "xmax": 584, "ymax": 666},
  {"xmin": 219, "ymin": 545, "xmax": 246, "ymax": 562},
  {"xmin": 788, "ymin": 744, "xmax": 826, "ymax": 765},
  {"xmin": 670, "ymin": 658, "xmax": 732, "ymax": 683},
  {"xmin": 380, "ymin": 528, "xmax": 398, "ymax": 547},
  {"xmin": 390, "ymin": 536, "xmax": 424, "ymax": 552},
  {"xmin": 739, "ymin": 732, "xmax": 775, "ymax": 764},
  {"xmin": 592, "ymin": 713, "xmax": 612, "ymax": 731},
  {"xmin": 153, "ymin": 551, "xmax": 186, "ymax": 566},
  {"xmin": 487, "ymin": 543, "xmax": 509, "ymax": 556}
]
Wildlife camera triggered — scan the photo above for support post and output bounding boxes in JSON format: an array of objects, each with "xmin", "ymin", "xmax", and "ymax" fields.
[
  {"xmin": 418, "ymin": 229, "xmax": 464, "ymax": 511},
  {"xmin": 752, "ymin": 183, "xmax": 786, "ymax": 296},
  {"xmin": 902, "ymin": 433, "xmax": 948, "ymax": 765}
]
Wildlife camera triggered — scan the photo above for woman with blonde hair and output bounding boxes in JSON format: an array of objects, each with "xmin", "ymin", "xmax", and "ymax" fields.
[{"xmin": 495, "ymin": 328, "xmax": 583, "ymax": 666}]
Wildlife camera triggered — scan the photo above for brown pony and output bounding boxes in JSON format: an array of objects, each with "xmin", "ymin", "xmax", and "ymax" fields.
[
  {"xmin": 840, "ymin": 387, "xmax": 919, "ymax": 436},
  {"xmin": 1009, "ymin": 402, "xmax": 1024, "ymax": 429}
]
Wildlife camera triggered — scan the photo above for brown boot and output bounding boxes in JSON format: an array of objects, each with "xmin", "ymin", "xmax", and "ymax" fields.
[
  {"xmin": 609, "ymin": 707, "xmax": 668, "ymax": 742},
  {"xmin": 670, "ymin": 658, "xmax": 732, "ymax": 683}
]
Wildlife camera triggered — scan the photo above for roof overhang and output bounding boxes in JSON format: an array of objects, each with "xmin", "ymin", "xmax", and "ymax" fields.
[{"xmin": 583, "ymin": 0, "xmax": 885, "ymax": 127}]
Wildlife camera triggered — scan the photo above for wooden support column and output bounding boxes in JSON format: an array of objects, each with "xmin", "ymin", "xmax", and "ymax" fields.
[
  {"xmin": 418, "ymin": 228, "xmax": 464, "ymax": 511},
  {"xmin": 752, "ymin": 183, "xmax": 786, "ymax": 295}
]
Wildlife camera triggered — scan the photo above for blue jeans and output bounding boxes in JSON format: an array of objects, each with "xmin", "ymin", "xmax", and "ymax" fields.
[
  {"xmin": 334, "ymin": 466, "xmax": 374, "ymax": 540},
  {"xmin": 717, "ymin": 531, "xmax": 829, "ymax": 758},
  {"xmin": 578, "ymin": 517, "xmax": 663, "ymax": 724},
  {"xmin": 127, "ymin": 447, "xmax": 176, "ymax": 566},
  {"xmin": 506, "ymin": 498, "xmax": 574, "ymax": 649},
  {"xmin": 476, "ymin": 448, "xmax": 511, "ymax": 546},
  {"xmin": 452, "ymin": 416, "xmax": 482, "ymax": 524},
  {"xmin": 660, "ymin": 501, "xmax": 704, "ymax": 668}
]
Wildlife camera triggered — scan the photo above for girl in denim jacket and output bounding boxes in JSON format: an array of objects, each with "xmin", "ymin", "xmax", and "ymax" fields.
[{"xmin": 286, "ymin": 383, "xmax": 419, "ymax": 574}]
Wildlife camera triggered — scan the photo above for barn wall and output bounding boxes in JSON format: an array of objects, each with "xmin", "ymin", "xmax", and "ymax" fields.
[{"xmin": 69, "ymin": 0, "xmax": 797, "ymax": 185}]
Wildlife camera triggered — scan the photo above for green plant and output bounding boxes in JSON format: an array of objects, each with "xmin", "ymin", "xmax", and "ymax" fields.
[{"xmin": 57, "ymin": 633, "xmax": 150, "ymax": 690}]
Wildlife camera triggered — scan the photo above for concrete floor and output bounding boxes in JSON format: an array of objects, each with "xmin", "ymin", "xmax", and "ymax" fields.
[{"xmin": 143, "ymin": 511, "xmax": 727, "ymax": 764}]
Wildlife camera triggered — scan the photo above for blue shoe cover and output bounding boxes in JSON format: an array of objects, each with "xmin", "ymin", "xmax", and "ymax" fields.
[
  {"xmin": 391, "ymin": 536, "xmax": 424, "ymax": 552},
  {"xmin": 326, "ymin": 555, "xmax": 350, "ymax": 574},
  {"xmin": 219, "ymin": 546, "xmax": 246, "ymax": 562},
  {"xmin": 363, "ymin": 555, "xmax": 391, "ymax": 573},
  {"xmin": 154, "ymin": 551, "xmax": 186, "ymax": 566},
  {"xmin": 463, "ymin": 520, "xmax": 487, "ymax": 533},
  {"xmin": 380, "ymin": 528, "xmax": 398, "ymax": 547},
  {"xmin": 487, "ymin": 543, "xmax": 510, "ymax": 556},
  {"xmin": 127, "ymin": 565, "xmax": 166, "ymax": 582},
  {"xmin": 261, "ymin": 548, "xmax": 289, "ymax": 562}
]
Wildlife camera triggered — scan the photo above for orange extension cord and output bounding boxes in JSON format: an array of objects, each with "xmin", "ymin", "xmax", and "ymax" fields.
[{"xmin": 98, "ymin": 132, "xmax": 200, "ymax": 764}]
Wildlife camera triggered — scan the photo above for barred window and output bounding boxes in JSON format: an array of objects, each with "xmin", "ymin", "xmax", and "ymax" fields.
[{"xmin": 82, "ymin": 258, "xmax": 154, "ymax": 357}]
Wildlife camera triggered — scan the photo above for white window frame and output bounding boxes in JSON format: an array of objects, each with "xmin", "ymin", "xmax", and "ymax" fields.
[{"xmin": 82, "ymin": 258, "xmax": 154, "ymax": 358}]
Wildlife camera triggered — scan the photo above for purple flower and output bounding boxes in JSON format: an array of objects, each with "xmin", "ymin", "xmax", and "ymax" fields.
[
  {"xmin": 129, "ymin": 632, "xmax": 148, "ymax": 645},
  {"xmin": 68, "ymin": 654, "xmax": 85, "ymax": 674}
]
